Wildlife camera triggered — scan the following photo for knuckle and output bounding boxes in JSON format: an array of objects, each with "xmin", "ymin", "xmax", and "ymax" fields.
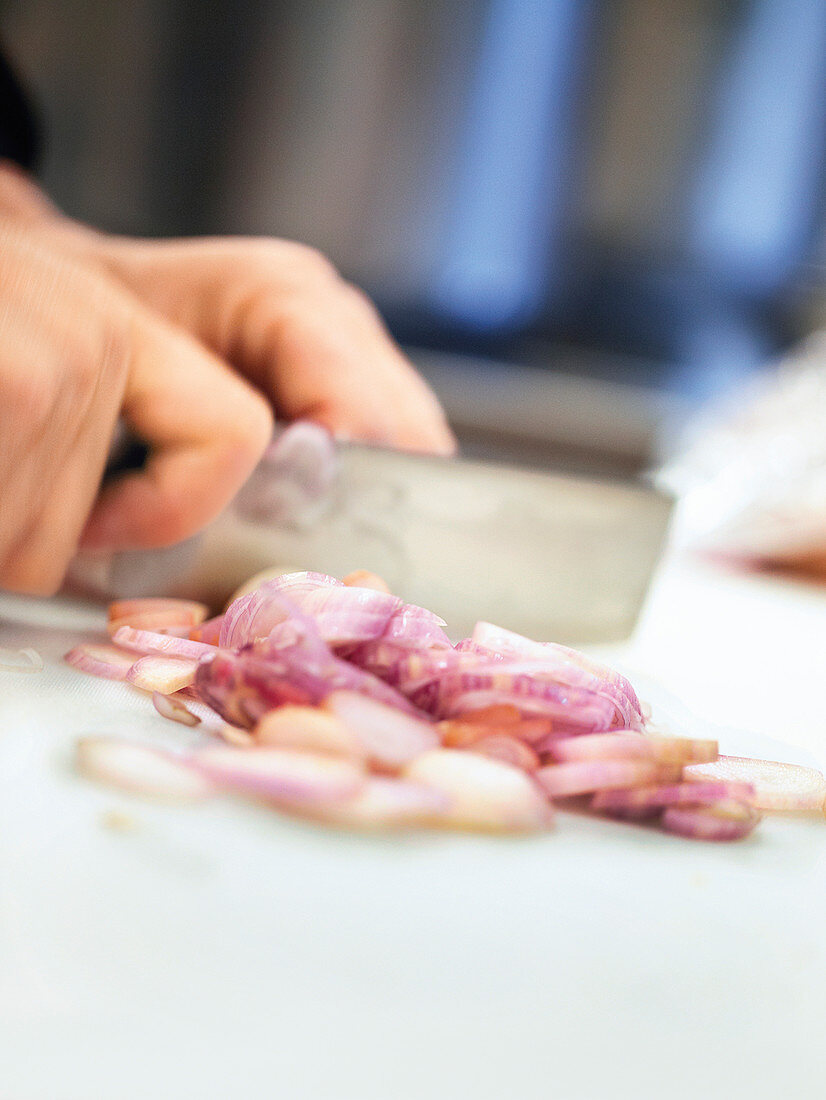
[{"xmin": 250, "ymin": 240, "xmax": 338, "ymax": 285}]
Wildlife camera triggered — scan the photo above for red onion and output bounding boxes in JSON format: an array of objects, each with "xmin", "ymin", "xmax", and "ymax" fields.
[
  {"xmin": 190, "ymin": 615, "xmax": 224, "ymax": 644},
  {"xmin": 465, "ymin": 734, "xmax": 540, "ymax": 772},
  {"xmin": 127, "ymin": 655, "xmax": 199, "ymax": 694},
  {"xmin": 112, "ymin": 626, "xmax": 216, "ymax": 661},
  {"xmin": 76, "ymin": 737, "xmax": 215, "ymax": 801},
  {"xmin": 324, "ymin": 691, "xmax": 439, "ymax": 770},
  {"xmin": 65, "ymin": 564, "xmax": 807, "ymax": 843},
  {"xmin": 192, "ymin": 746, "xmax": 365, "ymax": 807},
  {"xmin": 152, "ymin": 691, "xmax": 201, "ymax": 727},
  {"xmin": 196, "ymin": 614, "xmax": 423, "ymax": 727},
  {"xmin": 661, "ymin": 802, "xmax": 761, "ymax": 842},
  {"xmin": 591, "ymin": 780, "xmax": 756, "ymax": 814},
  {"xmin": 536, "ymin": 760, "xmax": 672, "ymax": 798},
  {"xmin": 684, "ymin": 756, "xmax": 826, "ymax": 814},
  {"xmin": 254, "ymin": 705, "xmax": 362, "ymax": 758},
  {"xmin": 548, "ymin": 731, "xmax": 719, "ymax": 765},
  {"xmin": 220, "ymin": 571, "xmax": 402, "ymax": 649},
  {"xmin": 403, "ymin": 749, "xmax": 553, "ymax": 832},
  {"xmin": 306, "ymin": 777, "xmax": 450, "ymax": 829},
  {"xmin": 65, "ymin": 643, "xmax": 136, "ymax": 681}
]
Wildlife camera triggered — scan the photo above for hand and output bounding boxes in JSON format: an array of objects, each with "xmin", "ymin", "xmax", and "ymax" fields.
[{"xmin": 0, "ymin": 165, "xmax": 454, "ymax": 593}]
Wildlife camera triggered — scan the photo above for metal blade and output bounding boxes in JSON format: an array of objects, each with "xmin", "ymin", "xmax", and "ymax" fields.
[{"xmin": 171, "ymin": 444, "xmax": 673, "ymax": 642}]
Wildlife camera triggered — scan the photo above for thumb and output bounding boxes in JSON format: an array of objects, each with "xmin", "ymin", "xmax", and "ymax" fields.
[{"xmin": 81, "ymin": 310, "xmax": 273, "ymax": 551}]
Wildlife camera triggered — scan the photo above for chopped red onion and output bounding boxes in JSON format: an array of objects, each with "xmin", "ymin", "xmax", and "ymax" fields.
[
  {"xmin": 325, "ymin": 690, "xmax": 439, "ymax": 770},
  {"xmin": 112, "ymin": 626, "xmax": 216, "ymax": 660},
  {"xmin": 684, "ymin": 756, "xmax": 826, "ymax": 814},
  {"xmin": 465, "ymin": 734, "xmax": 540, "ymax": 772},
  {"xmin": 591, "ymin": 780, "xmax": 756, "ymax": 814},
  {"xmin": 548, "ymin": 732, "xmax": 719, "ymax": 765},
  {"xmin": 127, "ymin": 655, "xmax": 199, "ymax": 694},
  {"xmin": 76, "ymin": 737, "xmax": 215, "ymax": 801},
  {"xmin": 536, "ymin": 760, "xmax": 671, "ymax": 799},
  {"xmin": 403, "ymin": 749, "xmax": 553, "ymax": 832},
  {"xmin": 220, "ymin": 571, "xmax": 402, "ymax": 649},
  {"xmin": 152, "ymin": 691, "xmax": 201, "ymax": 727},
  {"xmin": 660, "ymin": 802, "xmax": 761, "ymax": 842},
  {"xmin": 192, "ymin": 746, "xmax": 365, "ymax": 807},
  {"xmin": 65, "ymin": 643, "xmax": 136, "ymax": 681}
]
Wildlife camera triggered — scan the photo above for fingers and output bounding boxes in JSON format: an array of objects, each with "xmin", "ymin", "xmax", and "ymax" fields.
[
  {"xmin": 94, "ymin": 239, "xmax": 457, "ymax": 456},
  {"xmin": 261, "ymin": 282, "xmax": 457, "ymax": 455},
  {"xmin": 80, "ymin": 312, "xmax": 274, "ymax": 551}
]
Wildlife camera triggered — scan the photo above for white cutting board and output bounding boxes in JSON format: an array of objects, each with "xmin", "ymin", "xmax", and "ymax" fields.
[{"xmin": 2, "ymin": 553, "xmax": 826, "ymax": 1100}]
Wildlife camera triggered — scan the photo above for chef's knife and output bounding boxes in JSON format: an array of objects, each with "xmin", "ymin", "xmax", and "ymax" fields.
[{"xmin": 70, "ymin": 435, "xmax": 673, "ymax": 643}]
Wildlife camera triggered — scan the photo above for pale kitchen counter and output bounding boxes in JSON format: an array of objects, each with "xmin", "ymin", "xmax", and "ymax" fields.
[{"xmin": 1, "ymin": 550, "xmax": 825, "ymax": 1100}]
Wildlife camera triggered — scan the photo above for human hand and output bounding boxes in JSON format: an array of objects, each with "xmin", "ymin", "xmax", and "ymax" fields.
[
  {"xmin": 0, "ymin": 165, "xmax": 454, "ymax": 593},
  {"xmin": 0, "ymin": 174, "xmax": 273, "ymax": 591}
]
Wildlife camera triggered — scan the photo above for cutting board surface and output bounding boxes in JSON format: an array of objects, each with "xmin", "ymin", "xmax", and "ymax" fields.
[{"xmin": 2, "ymin": 558, "xmax": 825, "ymax": 1100}]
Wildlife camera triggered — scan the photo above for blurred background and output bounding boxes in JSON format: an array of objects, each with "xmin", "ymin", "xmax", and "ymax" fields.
[{"xmin": 4, "ymin": 0, "xmax": 826, "ymax": 478}]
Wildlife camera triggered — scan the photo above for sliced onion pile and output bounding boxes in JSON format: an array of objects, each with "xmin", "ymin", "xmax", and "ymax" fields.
[{"xmin": 63, "ymin": 575, "xmax": 824, "ymax": 839}]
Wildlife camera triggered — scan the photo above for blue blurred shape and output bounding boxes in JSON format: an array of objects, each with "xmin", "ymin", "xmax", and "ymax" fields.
[
  {"xmin": 689, "ymin": 0, "xmax": 826, "ymax": 295},
  {"xmin": 431, "ymin": 0, "xmax": 590, "ymax": 330}
]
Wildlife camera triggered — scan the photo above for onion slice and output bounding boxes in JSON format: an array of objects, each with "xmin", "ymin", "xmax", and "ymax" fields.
[
  {"xmin": 65, "ymin": 643, "xmax": 135, "ymax": 681},
  {"xmin": 661, "ymin": 802, "xmax": 761, "ymax": 842},
  {"xmin": 403, "ymin": 749, "xmax": 553, "ymax": 832},
  {"xmin": 548, "ymin": 732, "xmax": 719, "ymax": 766},
  {"xmin": 76, "ymin": 736, "xmax": 215, "ymax": 801},
  {"xmin": 465, "ymin": 734, "xmax": 540, "ymax": 772},
  {"xmin": 152, "ymin": 691, "xmax": 201, "ymax": 727},
  {"xmin": 591, "ymin": 780, "xmax": 755, "ymax": 814},
  {"xmin": 112, "ymin": 626, "xmax": 215, "ymax": 660},
  {"xmin": 192, "ymin": 746, "xmax": 365, "ymax": 807},
  {"xmin": 324, "ymin": 690, "xmax": 439, "ymax": 770},
  {"xmin": 306, "ymin": 777, "xmax": 451, "ymax": 829},
  {"xmin": 536, "ymin": 760, "xmax": 674, "ymax": 798},
  {"xmin": 107, "ymin": 598, "xmax": 209, "ymax": 624},
  {"xmin": 127, "ymin": 655, "xmax": 199, "ymax": 694},
  {"xmin": 684, "ymin": 755, "xmax": 826, "ymax": 814},
  {"xmin": 254, "ymin": 705, "xmax": 363, "ymax": 758}
]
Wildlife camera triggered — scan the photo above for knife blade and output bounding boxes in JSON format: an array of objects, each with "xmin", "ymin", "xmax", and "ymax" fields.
[{"xmin": 71, "ymin": 436, "xmax": 673, "ymax": 643}]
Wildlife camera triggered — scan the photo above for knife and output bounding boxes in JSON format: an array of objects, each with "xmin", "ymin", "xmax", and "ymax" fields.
[{"xmin": 68, "ymin": 434, "xmax": 673, "ymax": 644}]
